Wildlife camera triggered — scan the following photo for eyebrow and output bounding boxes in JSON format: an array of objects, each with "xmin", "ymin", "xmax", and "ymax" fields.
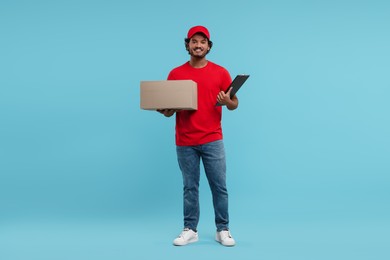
[{"xmin": 191, "ymin": 38, "xmax": 207, "ymax": 42}]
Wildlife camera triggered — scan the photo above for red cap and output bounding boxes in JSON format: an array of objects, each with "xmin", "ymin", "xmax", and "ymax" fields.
[{"xmin": 187, "ymin": 25, "xmax": 210, "ymax": 40}]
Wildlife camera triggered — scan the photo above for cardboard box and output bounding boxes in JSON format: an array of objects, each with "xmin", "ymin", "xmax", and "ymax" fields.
[{"xmin": 140, "ymin": 80, "xmax": 197, "ymax": 110}]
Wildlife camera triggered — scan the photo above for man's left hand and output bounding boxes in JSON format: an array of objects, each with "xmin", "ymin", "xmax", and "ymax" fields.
[{"xmin": 216, "ymin": 88, "xmax": 232, "ymax": 106}]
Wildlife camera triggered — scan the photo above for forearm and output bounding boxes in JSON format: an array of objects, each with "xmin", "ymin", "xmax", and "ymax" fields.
[
  {"xmin": 157, "ymin": 109, "xmax": 177, "ymax": 117},
  {"xmin": 226, "ymin": 96, "xmax": 238, "ymax": 110}
]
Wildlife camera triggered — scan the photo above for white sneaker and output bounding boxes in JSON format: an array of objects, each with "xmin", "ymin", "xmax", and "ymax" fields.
[
  {"xmin": 173, "ymin": 228, "xmax": 199, "ymax": 246},
  {"xmin": 216, "ymin": 230, "xmax": 236, "ymax": 246}
]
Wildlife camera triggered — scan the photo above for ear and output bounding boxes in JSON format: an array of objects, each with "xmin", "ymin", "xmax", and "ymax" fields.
[{"xmin": 184, "ymin": 38, "xmax": 190, "ymax": 51}]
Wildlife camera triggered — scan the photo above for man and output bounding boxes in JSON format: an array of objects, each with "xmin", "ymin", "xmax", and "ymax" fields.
[{"xmin": 158, "ymin": 25, "xmax": 237, "ymax": 247}]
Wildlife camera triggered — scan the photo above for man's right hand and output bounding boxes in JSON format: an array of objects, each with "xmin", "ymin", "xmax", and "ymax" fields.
[{"xmin": 157, "ymin": 109, "xmax": 178, "ymax": 117}]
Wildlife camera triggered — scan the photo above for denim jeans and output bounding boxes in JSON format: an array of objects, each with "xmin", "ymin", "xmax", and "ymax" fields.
[{"xmin": 176, "ymin": 139, "xmax": 229, "ymax": 232}]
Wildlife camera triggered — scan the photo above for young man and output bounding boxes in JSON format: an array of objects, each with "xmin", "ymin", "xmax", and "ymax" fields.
[{"xmin": 158, "ymin": 25, "xmax": 237, "ymax": 247}]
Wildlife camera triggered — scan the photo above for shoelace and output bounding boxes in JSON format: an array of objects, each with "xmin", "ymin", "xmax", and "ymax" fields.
[
  {"xmin": 220, "ymin": 230, "xmax": 232, "ymax": 239},
  {"xmin": 179, "ymin": 228, "xmax": 191, "ymax": 238}
]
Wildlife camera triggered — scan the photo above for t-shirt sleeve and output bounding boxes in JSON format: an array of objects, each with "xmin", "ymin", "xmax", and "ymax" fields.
[
  {"xmin": 221, "ymin": 67, "xmax": 232, "ymax": 91},
  {"xmin": 167, "ymin": 70, "xmax": 175, "ymax": 80}
]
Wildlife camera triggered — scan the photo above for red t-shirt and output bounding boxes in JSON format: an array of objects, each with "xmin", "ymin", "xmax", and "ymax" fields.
[{"xmin": 167, "ymin": 61, "xmax": 232, "ymax": 146}]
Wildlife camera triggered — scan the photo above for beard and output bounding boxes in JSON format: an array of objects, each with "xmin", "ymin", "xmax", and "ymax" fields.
[{"xmin": 189, "ymin": 47, "xmax": 207, "ymax": 58}]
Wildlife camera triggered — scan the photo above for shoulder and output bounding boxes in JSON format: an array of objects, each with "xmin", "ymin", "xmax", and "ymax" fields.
[
  {"xmin": 168, "ymin": 62, "xmax": 190, "ymax": 80},
  {"xmin": 207, "ymin": 61, "xmax": 231, "ymax": 78},
  {"xmin": 170, "ymin": 62, "xmax": 189, "ymax": 73},
  {"xmin": 207, "ymin": 61, "xmax": 229, "ymax": 74}
]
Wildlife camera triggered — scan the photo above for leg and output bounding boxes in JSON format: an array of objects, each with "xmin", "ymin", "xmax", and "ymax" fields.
[
  {"xmin": 176, "ymin": 145, "xmax": 201, "ymax": 231},
  {"xmin": 201, "ymin": 140, "xmax": 229, "ymax": 232}
]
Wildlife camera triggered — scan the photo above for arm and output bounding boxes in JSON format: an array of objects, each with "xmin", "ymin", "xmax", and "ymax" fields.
[
  {"xmin": 216, "ymin": 88, "xmax": 239, "ymax": 110},
  {"xmin": 157, "ymin": 109, "xmax": 178, "ymax": 117}
]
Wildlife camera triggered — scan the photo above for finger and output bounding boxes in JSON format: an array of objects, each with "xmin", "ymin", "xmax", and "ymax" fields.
[{"xmin": 226, "ymin": 88, "xmax": 232, "ymax": 97}]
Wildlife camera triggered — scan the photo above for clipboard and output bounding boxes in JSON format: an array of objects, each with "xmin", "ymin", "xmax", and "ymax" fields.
[{"xmin": 216, "ymin": 74, "xmax": 250, "ymax": 106}]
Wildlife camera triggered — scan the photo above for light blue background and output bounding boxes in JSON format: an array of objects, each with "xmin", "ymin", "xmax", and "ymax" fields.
[{"xmin": 1, "ymin": 0, "xmax": 389, "ymax": 259}]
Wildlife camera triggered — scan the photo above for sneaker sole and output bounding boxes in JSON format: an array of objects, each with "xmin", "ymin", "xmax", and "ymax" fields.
[
  {"xmin": 173, "ymin": 237, "xmax": 199, "ymax": 246},
  {"xmin": 216, "ymin": 238, "xmax": 235, "ymax": 247}
]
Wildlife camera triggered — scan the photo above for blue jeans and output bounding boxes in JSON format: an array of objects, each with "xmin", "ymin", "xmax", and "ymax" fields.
[{"xmin": 176, "ymin": 140, "xmax": 229, "ymax": 232}]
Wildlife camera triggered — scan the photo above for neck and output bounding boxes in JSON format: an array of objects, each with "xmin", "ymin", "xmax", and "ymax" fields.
[{"xmin": 189, "ymin": 56, "xmax": 208, "ymax": 68}]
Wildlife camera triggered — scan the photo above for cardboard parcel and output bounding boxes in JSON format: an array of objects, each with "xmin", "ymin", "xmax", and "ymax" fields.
[{"xmin": 140, "ymin": 80, "xmax": 197, "ymax": 110}]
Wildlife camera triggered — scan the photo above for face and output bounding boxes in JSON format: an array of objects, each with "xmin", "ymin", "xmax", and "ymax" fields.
[{"xmin": 187, "ymin": 33, "xmax": 210, "ymax": 58}]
